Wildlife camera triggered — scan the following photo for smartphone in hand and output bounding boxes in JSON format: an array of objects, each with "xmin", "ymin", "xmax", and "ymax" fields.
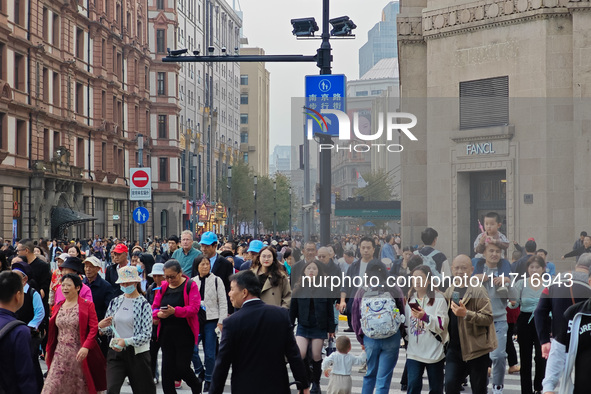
[
  {"xmin": 452, "ymin": 291, "xmax": 460, "ymax": 305},
  {"xmin": 408, "ymin": 302, "xmax": 420, "ymax": 310},
  {"xmin": 160, "ymin": 306, "xmax": 168, "ymax": 310}
]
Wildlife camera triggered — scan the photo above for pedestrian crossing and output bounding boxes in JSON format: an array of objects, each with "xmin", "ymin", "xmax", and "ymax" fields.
[{"xmin": 40, "ymin": 319, "xmax": 526, "ymax": 393}]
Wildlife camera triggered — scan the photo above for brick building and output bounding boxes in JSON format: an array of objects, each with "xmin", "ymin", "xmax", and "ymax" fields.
[{"xmin": 0, "ymin": 0, "xmax": 154, "ymax": 240}]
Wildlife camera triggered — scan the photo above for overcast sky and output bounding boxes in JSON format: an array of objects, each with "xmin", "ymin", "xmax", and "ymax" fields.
[{"xmin": 238, "ymin": 0, "xmax": 392, "ymax": 154}]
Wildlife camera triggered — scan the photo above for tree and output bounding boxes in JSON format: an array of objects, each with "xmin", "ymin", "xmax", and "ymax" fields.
[
  {"xmin": 219, "ymin": 161, "xmax": 294, "ymax": 235},
  {"xmin": 354, "ymin": 169, "xmax": 398, "ymax": 201}
]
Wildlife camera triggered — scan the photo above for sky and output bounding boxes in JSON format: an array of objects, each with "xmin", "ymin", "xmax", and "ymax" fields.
[{"xmin": 238, "ymin": 0, "xmax": 392, "ymax": 153}]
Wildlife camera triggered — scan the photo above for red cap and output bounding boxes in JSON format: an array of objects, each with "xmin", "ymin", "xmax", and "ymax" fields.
[
  {"xmin": 112, "ymin": 243, "xmax": 129, "ymax": 254},
  {"xmin": 527, "ymin": 237, "xmax": 535, "ymax": 242}
]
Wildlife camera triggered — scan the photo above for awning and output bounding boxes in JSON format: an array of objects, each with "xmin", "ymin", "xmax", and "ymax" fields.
[{"xmin": 51, "ymin": 207, "xmax": 97, "ymax": 238}]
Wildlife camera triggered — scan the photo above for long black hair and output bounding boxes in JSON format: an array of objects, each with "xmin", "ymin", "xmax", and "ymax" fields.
[{"xmin": 251, "ymin": 246, "xmax": 286, "ymax": 287}]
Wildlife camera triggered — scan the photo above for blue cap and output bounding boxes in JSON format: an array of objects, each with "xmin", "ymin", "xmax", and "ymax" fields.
[
  {"xmin": 199, "ymin": 231, "xmax": 218, "ymax": 245},
  {"xmin": 247, "ymin": 240, "xmax": 264, "ymax": 253}
]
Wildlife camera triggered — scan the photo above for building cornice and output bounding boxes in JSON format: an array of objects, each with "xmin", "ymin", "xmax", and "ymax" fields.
[{"xmin": 398, "ymin": 0, "xmax": 589, "ymax": 41}]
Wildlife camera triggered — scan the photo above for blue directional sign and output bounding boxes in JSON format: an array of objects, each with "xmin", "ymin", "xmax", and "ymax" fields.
[
  {"xmin": 133, "ymin": 206, "xmax": 149, "ymax": 224},
  {"xmin": 305, "ymin": 74, "xmax": 347, "ymax": 137}
]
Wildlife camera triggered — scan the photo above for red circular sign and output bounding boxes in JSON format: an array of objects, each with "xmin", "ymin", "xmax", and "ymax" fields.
[{"xmin": 132, "ymin": 170, "xmax": 149, "ymax": 187}]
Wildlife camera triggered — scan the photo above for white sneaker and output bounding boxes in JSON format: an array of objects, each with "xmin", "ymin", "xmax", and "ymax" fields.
[{"xmin": 492, "ymin": 384, "xmax": 503, "ymax": 394}]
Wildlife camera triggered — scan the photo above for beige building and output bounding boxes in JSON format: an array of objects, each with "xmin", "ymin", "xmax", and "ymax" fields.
[
  {"xmin": 239, "ymin": 47, "xmax": 270, "ymax": 176},
  {"xmin": 397, "ymin": 0, "xmax": 591, "ymax": 260}
]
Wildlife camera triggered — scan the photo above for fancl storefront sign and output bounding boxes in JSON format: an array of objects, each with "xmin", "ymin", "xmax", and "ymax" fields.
[{"xmin": 466, "ymin": 142, "xmax": 495, "ymax": 155}]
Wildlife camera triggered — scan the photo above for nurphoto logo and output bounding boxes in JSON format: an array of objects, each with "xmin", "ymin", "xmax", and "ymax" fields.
[{"xmin": 304, "ymin": 107, "xmax": 418, "ymax": 153}]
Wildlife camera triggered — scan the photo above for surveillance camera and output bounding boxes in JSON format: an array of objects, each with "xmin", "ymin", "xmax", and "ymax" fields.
[
  {"xmin": 302, "ymin": 203, "xmax": 314, "ymax": 210},
  {"xmin": 208, "ymin": 46, "xmax": 215, "ymax": 53},
  {"xmin": 193, "ymin": 50, "xmax": 200, "ymax": 56},
  {"xmin": 221, "ymin": 47, "xmax": 226, "ymax": 52},
  {"xmin": 168, "ymin": 48, "xmax": 188, "ymax": 56},
  {"xmin": 234, "ymin": 47, "xmax": 239, "ymax": 52}
]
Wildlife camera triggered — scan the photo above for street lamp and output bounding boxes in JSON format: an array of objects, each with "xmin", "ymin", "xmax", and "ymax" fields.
[
  {"xmin": 137, "ymin": 134, "xmax": 144, "ymax": 247},
  {"xmin": 253, "ymin": 175, "xmax": 258, "ymax": 238},
  {"xmin": 227, "ymin": 166, "xmax": 232, "ymax": 241},
  {"xmin": 289, "ymin": 186, "xmax": 292, "ymax": 239},
  {"xmin": 273, "ymin": 180, "xmax": 277, "ymax": 235},
  {"xmin": 192, "ymin": 154, "xmax": 198, "ymax": 234}
]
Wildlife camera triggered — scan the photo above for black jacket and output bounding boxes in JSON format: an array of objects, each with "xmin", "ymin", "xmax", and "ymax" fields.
[
  {"xmin": 210, "ymin": 300, "xmax": 308, "ymax": 394},
  {"xmin": 289, "ymin": 296, "xmax": 336, "ymax": 333},
  {"xmin": 83, "ymin": 275, "xmax": 116, "ymax": 321}
]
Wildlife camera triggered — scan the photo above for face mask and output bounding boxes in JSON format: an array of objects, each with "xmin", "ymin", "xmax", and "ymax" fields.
[
  {"xmin": 137, "ymin": 267, "xmax": 144, "ymax": 275},
  {"xmin": 120, "ymin": 284, "xmax": 136, "ymax": 295}
]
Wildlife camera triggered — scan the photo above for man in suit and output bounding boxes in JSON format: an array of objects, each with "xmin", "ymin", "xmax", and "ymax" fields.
[
  {"xmin": 200, "ymin": 231, "xmax": 235, "ymax": 313},
  {"xmin": 211, "ymin": 270, "xmax": 309, "ymax": 394}
]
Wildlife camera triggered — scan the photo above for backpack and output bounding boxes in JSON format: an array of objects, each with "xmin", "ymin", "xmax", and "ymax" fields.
[
  {"xmin": 359, "ymin": 289, "xmax": 404, "ymax": 339},
  {"xmin": 414, "ymin": 249, "xmax": 442, "ymax": 277}
]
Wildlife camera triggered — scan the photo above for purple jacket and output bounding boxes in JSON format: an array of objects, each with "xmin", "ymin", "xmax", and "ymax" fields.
[
  {"xmin": 152, "ymin": 276, "xmax": 201, "ymax": 344},
  {"xmin": 351, "ymin": 286, "xmax": 405, "ymax": 346}
]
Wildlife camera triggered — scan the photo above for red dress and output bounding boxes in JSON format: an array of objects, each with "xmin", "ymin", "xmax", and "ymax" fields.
[{"xmin": 45, "ymin": 297, "xmax": 107, "ymax": 394}]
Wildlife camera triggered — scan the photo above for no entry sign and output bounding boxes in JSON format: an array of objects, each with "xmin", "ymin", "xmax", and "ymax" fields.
[{"xmin": 130, "ymin": 168, "xmax": 151, "ymax": 201}]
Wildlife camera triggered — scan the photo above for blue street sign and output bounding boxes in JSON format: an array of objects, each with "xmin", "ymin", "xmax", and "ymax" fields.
[
  {"xmin": 305, "ymin": 74, "xmax": 347, "ymax": 137},
  {"xmin": 133, "ymin": 206, "xmax": 149, "ymax": 224}
]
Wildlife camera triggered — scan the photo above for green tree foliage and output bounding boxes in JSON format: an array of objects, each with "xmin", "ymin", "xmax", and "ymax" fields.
[
  {"xmin": 219, "ymin": 160, "xmax": 294, "ymax": 234},
  {"xmin": 354, "ymin": 169, "xmax": 398, "ymax": 201}
]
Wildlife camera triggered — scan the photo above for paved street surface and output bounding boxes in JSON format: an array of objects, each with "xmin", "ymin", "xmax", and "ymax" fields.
[{"xmin": 40, "ymin": 319, "xmax": 525, "ymax": 393}]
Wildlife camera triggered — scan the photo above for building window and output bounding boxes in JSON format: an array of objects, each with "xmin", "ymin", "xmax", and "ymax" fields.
[
  {"xmin": 76, "ymin": 137, "xmax": 84, "ymax": 167},
  {"xmin": 15, "ymin": 0, "xmax": 24, "ymax": 26},
  {"xmin": 0, "ymin": 112, "xmax": 5, "ymax": 150},
  {"xmin": 158, "ymin": 115, "xmax": 167, "ymax": 138},
  {"xmin": 159, "ymin": 158, "xmax": 168, "ymax": 181},
  {"xmin": 240, "ymin": 114, "xmax": 248, "ymax": 124},
  {"xmin": 355, "ymin": 91, "xmax": 368, "ymax": 97},
  {"xmin": 371, "ymin": 89, "xmax": 383, "ymax": 95},
  {"xmin": 240, "ymin": 75, "xmax": 248, "ymax": 85},
  {"xmin": 16, "ymin": 120, "xmax": 26, "ymax": 156},
  {"xmin": 42, "ymin": 8, "xmax": 49, "ymax": 40},
  {"xmin": 43, "ymin": 129, "xmax": 50, "ymax": 161},
  {"xmin": 53, "ymin": 72, "xmax": 60, "ymax": 105},
  {"xmin": 157, "ymin": 72, "xmax": 166, "ymax": 95},
  {"xmin": 42, "ymin": 67, "xmax": 49, "ymax": 102},
  {"xmin": 156, "ymin": 0, "xmax": 164, "ymax": 9},
  {"xmin": 75, "ymin": 83, "xmax": 84, "ymax": 114},
  {"xmin": 240, "ymin": 93, "xmax": 248, "ymax": 105},
  {"xmin": 243, "ymin": 152, "xmax": 248, "ymax": 163},
  {"xmin": 240, "ymin": 132, "xmax": 248, "ymax": 143},
  {"xmin": 0, "ymin": 43, "xmax": 4, "ymax": 81},
  {"xmin": 460, "ymin": 76, "xmax": 509, "ymax": 130},
  {"xmin": 14, "ymin": 53, "xmax": 25, "ymax": 91},
  {"xmin": 101, "ymin": 91, "xmax": 106, "ymax": 118},
  {"xmin": 52, "ymin": 14, "xmax": 59, "ymax": 48},
  {"xmin": 145, "ymin": 66, "xmax": 149, "ymax": 90},
  {"xmin": 76, "ymin": 28, "xmax": 84, "ymax": 59},
  {"xmin": 156, "ymin": 29, "xmax": 165, "ymax": 53},
  {"xmin": 101, "ymin": 39, "xmax": 106, "ymax": 67},
  {"xmin": 101, "ymin": 142, "xmax": 106, "ymax": 170},
  {"xmin": 53, "ymin": 131, "xmax": 60, "ymax": 154}
]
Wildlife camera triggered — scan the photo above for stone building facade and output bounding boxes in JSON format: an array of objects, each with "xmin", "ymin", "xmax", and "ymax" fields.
[{"xmin": 398, "ymin": 0, "xmax": 591, "ymax": 260}]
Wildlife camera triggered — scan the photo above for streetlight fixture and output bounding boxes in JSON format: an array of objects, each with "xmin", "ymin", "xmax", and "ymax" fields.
[
  {"xmin": 273, "ymin": 180, "xmax": 277, "ymax": 235},
  {"xmin": 227, "ymin": 166, "xmax": 232, "ymax": 241},
  {"xmin": 253, "ymin": 175, "xmax": 258, "ymax": 238}
]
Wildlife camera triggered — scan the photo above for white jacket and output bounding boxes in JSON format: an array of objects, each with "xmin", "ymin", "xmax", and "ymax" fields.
[
  {"xmin": 404, "ymin": 292, "xmax": 449, "ymax": 363},
  {"xmin": 192, "ymin": 273, "xmax": 228, "ymax": 324}
]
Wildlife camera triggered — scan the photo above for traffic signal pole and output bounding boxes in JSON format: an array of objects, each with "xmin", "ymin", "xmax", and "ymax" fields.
[{"xmin": 163, "ymin": 0, "xmax": 336, "ymax": 247}]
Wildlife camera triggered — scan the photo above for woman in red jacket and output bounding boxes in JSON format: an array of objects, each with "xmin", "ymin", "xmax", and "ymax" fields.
[
  {"xmin": 152, "ymin": 259, "xmax": 202, "ymax": 394},
  {"xmin": 43, "ymin": 273, "xmax": 106, "ymax": 394}
]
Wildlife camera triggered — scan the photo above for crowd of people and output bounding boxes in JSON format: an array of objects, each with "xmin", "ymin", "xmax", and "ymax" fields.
[{"xmin": 0, "ymin": 217, "xmax": 590, "ymax": 394}]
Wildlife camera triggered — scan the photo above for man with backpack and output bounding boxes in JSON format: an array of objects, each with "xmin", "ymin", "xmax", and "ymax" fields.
[
  {"xmin": 414, "ymin": 228, "xmax": 451, "ymax": 278},
  {"xmin": 0, "ymin": 270, "xmax": 38, "ymax": 393}
]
